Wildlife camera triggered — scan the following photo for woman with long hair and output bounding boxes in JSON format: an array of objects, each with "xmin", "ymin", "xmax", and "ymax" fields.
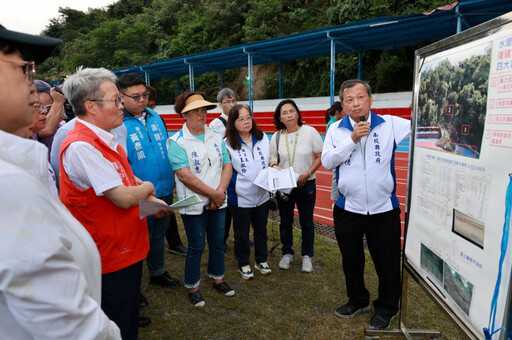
[{"xmin": 225, "ymin": 104, "xmax": 272, "ymax": 280}]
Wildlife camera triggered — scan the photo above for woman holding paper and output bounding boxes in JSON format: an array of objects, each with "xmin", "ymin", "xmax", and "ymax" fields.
[
  {"xmin": 269, "ymin": 99, "xmax": 323, "ymax": 273},
  {"xmin": 225, "ymin": 104, "xmax": 271, "ymax": 280},
  {"xmin": 167, "ymin": 92, "xmax": 234, "ymax": 307}
]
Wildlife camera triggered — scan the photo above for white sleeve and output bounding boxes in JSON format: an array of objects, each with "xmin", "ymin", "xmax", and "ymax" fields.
[
  {"xmin": 111, "ymin": 123, "xmax": 128, "ymax": 154},
  {"xmin": 209, "ymin": 118, "xmax": 222, "ymax": 133},
  {"xmin": 311, "ymin": 127, "xmax": 324, "ymax": 153},
  {"xmin": 62, "ymin": 141, "xmax": 123, "ymax": 195},
  {"xmin": 321, "ymin": 127, "xmax": 357, "ymax": 170},
  {"xmin": 0, "ymin": 176, "xmax": 121, "ymax": 340},
  {"xmin": 391, "ymin": 116, "xmax": 411, "ymax": 145},
  {"xmin": 269, "ymin": 131, "xmax": 278, "ymax": 164}
]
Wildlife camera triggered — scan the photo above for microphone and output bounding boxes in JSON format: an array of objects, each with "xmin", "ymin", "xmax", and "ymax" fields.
[{"xmin": 359, "ymin": 116, "xmax": 365, "ymax": 122}]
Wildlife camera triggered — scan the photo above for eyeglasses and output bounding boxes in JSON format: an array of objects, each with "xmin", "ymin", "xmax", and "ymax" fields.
[
  {"xmin": 44, "ymin": 104, "xmax": 53, "ymax": 112},
  {"xmin": 221, "ymin": 99, "xmax": 237, "ymax": 105},
  {"xmin": 280, "ymin": 109, "xmax": 296, "ymax": 116},
  {"xmin": 122, "ymin": 91, "xmax": 150, "ymax": 102},
  {"xmin": 34, "ymin": 103, "xmax": 48, "ymax": 114},
  {"xmin": 90, "ymin": 95, "xmax": 124, "ymax": 107},
  {"xmin": 0, "ymin": 57, "xmax": 36, "ymax": 85},
  {"xmin": 236, "ymin": 116, "xmax": 252, "ymax": 123}
]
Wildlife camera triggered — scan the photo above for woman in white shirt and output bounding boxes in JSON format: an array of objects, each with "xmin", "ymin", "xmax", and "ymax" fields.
[
  {"xmin": 225, "ymin": 104, "xmax": 272, "ymax": 280},
  {"xmin": 269, "ymin": 99, "xmax": 323, "ymax": 273}
]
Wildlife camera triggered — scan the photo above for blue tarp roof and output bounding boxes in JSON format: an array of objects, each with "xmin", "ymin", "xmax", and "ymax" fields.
[{"xmin": 113, "ymin": 0, "xmax": 512, "ymax": 80}]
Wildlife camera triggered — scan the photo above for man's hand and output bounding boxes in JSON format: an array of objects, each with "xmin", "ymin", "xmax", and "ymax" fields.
[
  {"xmin": 50, "ymin": 87, "xmax": 66, "ymax": 105},
  {"xmin": 146, "ymin": 195, "xmax": 171, "ymax": 218},
  {"xmin": 351, "ymin": 121, "xmax": 371, "ymax": 143}
]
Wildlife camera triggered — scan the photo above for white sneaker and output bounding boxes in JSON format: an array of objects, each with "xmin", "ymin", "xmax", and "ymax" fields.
[
  {"xmin": 301, "ymin": 255, "xmax": 313, "ymax": 273},
  {"xmin": 254, "ymin": 262, "xmax": 272, "ymax": 275},
  {"xmin": 279, "ymin": 254, "xmax": 293, "ymax": 269},
  {"xmin": 239, "ymin": 265, "xmax": 254, "ymax": 280}
]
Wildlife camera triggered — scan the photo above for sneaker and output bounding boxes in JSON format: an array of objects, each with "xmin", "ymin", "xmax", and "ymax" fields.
[
  {"xmin": 301, "ymin": 255, "xmax": 313, "ymax": 273},
  {"xmin": 254, "ymin": 262, "xmax": 272, "ymax": 275},
  {"xmin": 213, "ymin": 281, "xmax": 235, "ymax": 297},
  {"xmin": 369, "ymin": 313, "xmax": 395, "ymax": 330},
  {"xmin": 239, "ymin": 265, "xmax": 254, "ymax": 280},
  {"xmin": 169, "ymin": 244, "xmax": 187, "ymax": 256},
  {"xmin": 334, "ymin": 302, "xmax": 370, "ymax": 319},
  {"xmin": 279, "ymin": 254, "xmax": 293, "ymax": 269},
  {"xmin": 188, "ymin": 290, "xmax": 205, "ymax": 307}
]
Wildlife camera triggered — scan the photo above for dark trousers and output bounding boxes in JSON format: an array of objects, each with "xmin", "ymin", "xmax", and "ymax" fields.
[
  {"xmin": 277, "ymin": 179, "xmax": 316, "ymax": 257},
  {"xmin": 165, "ymin": 212, "xmax": 184, "ymax": 248},
  {"xmin": 334, "ymin": 206, "xmax": 401, "ymax": 317},
  {"xmin": 230, "ymin": 202, "xmax": 270, "ymax": 267},
  {"xmin": 223, "ymin": 207, "xmax": 232, "ymax": 244},
  {"xmin": 101, "ymin": 260, "xmax": 143, "ymax": 340}
]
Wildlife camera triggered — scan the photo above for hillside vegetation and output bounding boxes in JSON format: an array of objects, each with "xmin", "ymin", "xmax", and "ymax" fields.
[{"xmin": 40, "ymin": 0, "xmax": 448, "ymax": 102}]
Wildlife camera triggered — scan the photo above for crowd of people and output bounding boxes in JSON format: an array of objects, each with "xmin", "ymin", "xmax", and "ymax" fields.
[{"xmin": 1, "ymin": 25, "xmax": 410, "ymax": 339}]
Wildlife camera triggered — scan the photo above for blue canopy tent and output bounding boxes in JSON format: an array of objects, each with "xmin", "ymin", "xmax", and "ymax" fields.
[{"xmin": 112, "ymin": 0, "xmax": 512, "ymax": 109}]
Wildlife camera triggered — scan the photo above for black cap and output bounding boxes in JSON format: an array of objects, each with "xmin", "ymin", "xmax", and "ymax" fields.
[{"xmin": 0, "ymin": 24, "xmax": 62, "ymax": 64}]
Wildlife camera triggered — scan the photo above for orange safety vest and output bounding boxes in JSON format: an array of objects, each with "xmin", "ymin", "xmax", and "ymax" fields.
[{"xmin": 59, "ymin": 121, "xmax": 149, "ymax": 274}]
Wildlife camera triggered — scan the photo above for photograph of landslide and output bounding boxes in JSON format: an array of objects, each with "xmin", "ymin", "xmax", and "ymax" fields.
[{"xmin": 416, "ymin": 41, "xmax": 491, "ymax": 159}]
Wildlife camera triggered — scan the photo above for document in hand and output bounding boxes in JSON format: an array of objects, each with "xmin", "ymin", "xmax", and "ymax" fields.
[
  {"xmin": 139, "ymin": 194, "xmax": 203, "ymax": 219},
  {"xmin": 253, "ymin": 167, "xmax": 297, "ymax": 194}
]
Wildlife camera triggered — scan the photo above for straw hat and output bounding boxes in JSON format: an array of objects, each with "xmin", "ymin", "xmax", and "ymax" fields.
[{"xmin": 182, "ymin": 94, "xmax": 217, "ymax": 113}]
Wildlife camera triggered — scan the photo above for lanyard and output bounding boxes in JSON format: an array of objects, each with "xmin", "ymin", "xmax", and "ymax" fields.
[{"xmin": 285, "ymin": 127, "xmax": 300, "ymax": 166}]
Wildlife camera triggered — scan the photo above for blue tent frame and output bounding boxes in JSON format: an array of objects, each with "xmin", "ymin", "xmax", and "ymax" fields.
[{"xmin": 112, "ymin": 0, "xmax": 512, "ymax": 109}]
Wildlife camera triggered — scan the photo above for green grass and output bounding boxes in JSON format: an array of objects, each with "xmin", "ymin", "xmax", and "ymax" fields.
[{"xmin": 139, "ymin": 218, "xmax": 468, "ymax": 339}]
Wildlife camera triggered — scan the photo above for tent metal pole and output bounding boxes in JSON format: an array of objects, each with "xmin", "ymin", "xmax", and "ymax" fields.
[
  {"xmin": 330, "ymin": 37, "xmax": 336, "ymax": 105},
  {"xmin": 358, "ymin": 52, "xmax": 363, "ymax": 80}
]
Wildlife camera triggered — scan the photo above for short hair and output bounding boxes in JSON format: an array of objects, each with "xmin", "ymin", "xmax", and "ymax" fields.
[
  {"xmin": 63, "ymin": 67, "xmax": 118, "ymax": 116},
  {"xmin": 273, "ymin": 99, "xmax": 303, "ymax": 131},
  {"xmin": 0, "ymin": 40, "xmax": 18, "ymax": 58},
  {"xmin": 225, "ymin": 104, "xmax": 264, "ymax": 150},
  {"xmin": 147, "ymin": 85, "xmax": 157, "ymax": 102},
  {"xmin": 325, "ymin": 101, "xmax": 342, "ymax": 123},
  {"xmin": 118, "ymin": 73, "xmax": 146, "ymax": 91},
  {"xmin": 339, "ymin": 79, "xmax": 372, "ymax": 102},
  {"xmin": 217, "ymin": 88, "xmax": 237, "ymax": 102},
  {"xmin": 174, "ymin": 91, "xmax": 207, "ymax": 117}
]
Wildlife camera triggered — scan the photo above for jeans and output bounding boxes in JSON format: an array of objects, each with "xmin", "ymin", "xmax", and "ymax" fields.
[
  {"xmin": 165, "ymin": 212, "xmax": 184, "ymax": 248},
  {"xmin": 146, "ymin": 194, "xmax": 172, "ymax": 277},
  {"xmin": 230, "ymin": 202, "xmax": 269, "ymax": 267},
  {"xmin": 181, "ymin": 208, "xmax": 226, "ymax": 288},
  {"xmin": 277, "ymin": 179, "xmax": 316, "ymax": 257},
  {"xmin": 334, "ymin": 206, "xmax": 401, "ymax": 317}
]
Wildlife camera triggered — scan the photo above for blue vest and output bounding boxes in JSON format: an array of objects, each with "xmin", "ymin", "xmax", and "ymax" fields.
[{"xmin": 123, "ymin": 108, "xmax": 174, "ymax": 198}]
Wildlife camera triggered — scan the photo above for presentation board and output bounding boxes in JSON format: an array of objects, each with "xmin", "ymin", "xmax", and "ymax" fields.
[{"xmin": 405, "ymin": 12, "xmax": 512, "ymax": 339}]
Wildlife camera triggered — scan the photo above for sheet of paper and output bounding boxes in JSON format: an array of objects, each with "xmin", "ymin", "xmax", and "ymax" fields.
[
  {"xmin": 139, "ymin": 194, "xmax": 202, "ymax": 219},
  {"xmin": 252, "ymin": 167, "xmax": 297, "ymax": 193},
  {"xmin": 268, "ymin": 166, "xmax": 297, "ymax": 192}
]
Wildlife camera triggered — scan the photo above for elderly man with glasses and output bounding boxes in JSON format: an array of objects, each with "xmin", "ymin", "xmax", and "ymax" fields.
[
  {"xmin": 0, "ymin": 26, "xmax": 122, "ymax": 339},
  {"xmin": 59, "ymin": 67, "xmax": 169, "ymax": 340},
  {"xmin": 33, "ymin": 79, "xmax": 65, "ymax": 156}
]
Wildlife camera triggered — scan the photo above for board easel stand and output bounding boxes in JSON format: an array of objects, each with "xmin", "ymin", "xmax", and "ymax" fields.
[{"xmin": 364, "ymin": 260, "xmax": 481, "ymax": 339}]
